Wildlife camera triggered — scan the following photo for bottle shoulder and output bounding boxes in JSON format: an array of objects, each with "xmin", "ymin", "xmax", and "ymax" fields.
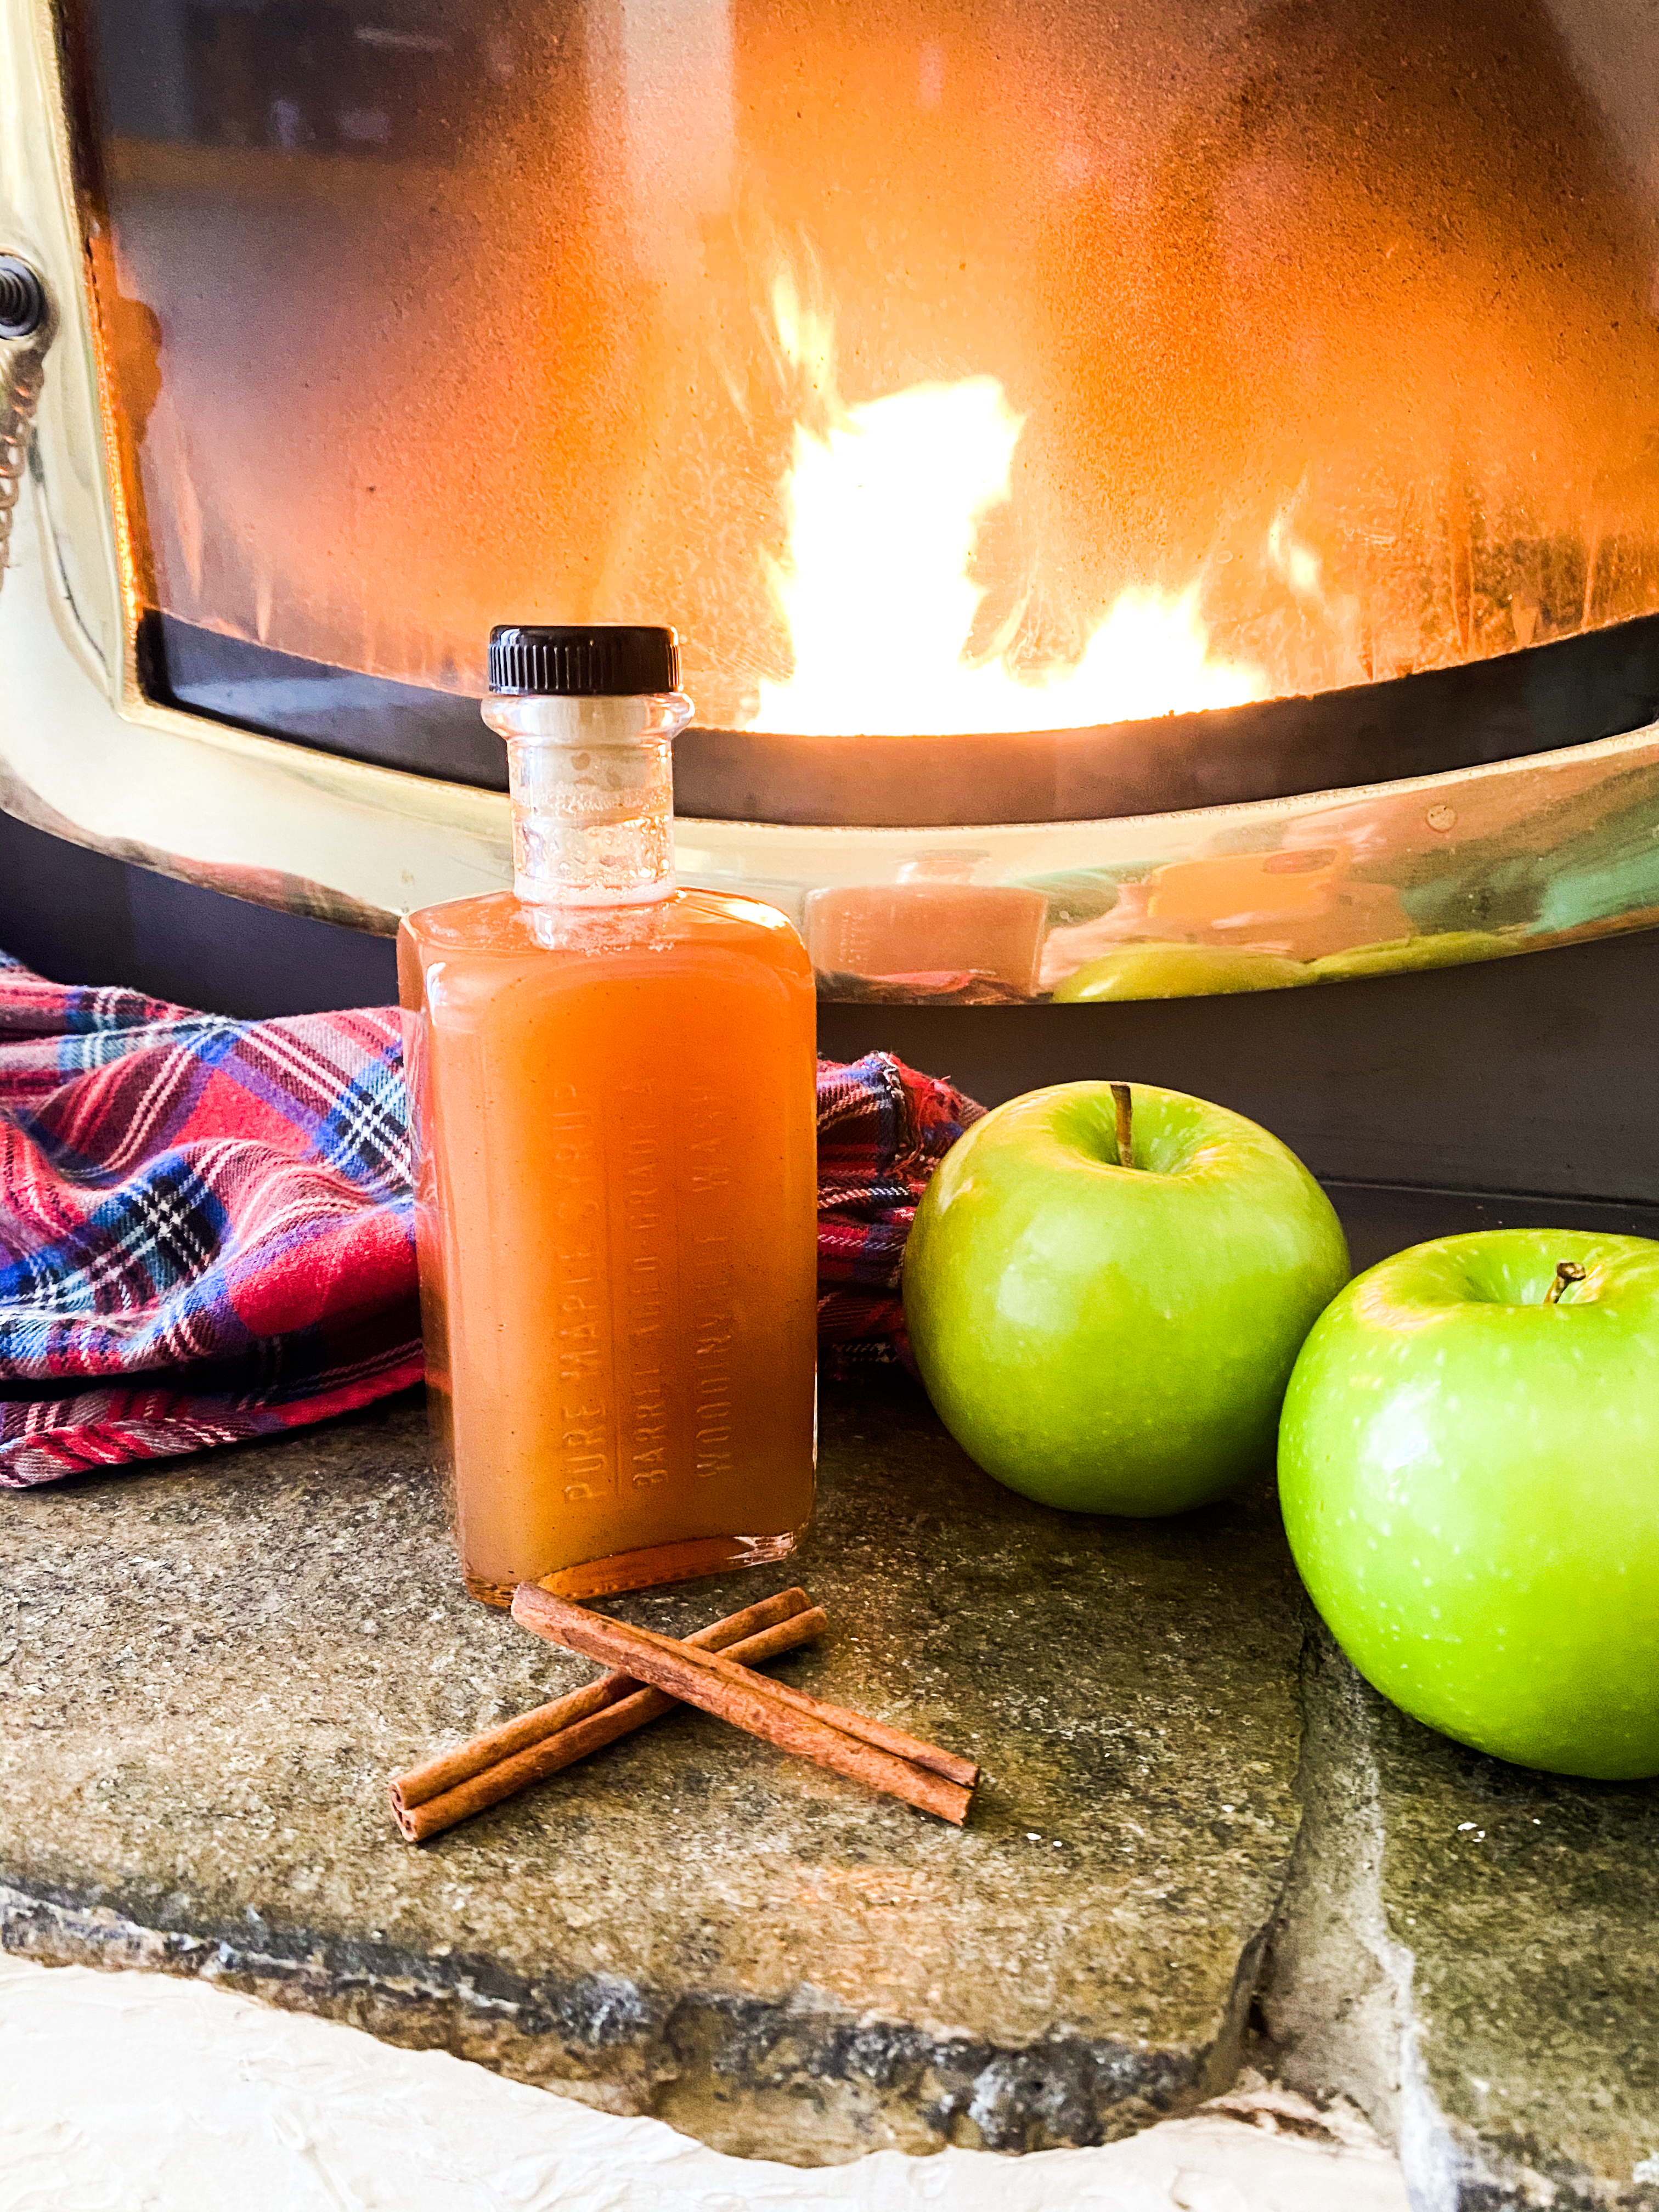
[{"xmin": 400, "ymin": 888, "xmax": 812, "ymax": 977}]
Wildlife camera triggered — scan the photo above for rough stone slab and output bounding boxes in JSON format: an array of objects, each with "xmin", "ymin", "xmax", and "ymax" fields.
[
  {"xmin": 1261, "ymin": 1624, "xmax": 1659, "ymax": 2211},
  {"xmin": 0, "ymin": 1375, "xmax": 1305, "ymax": 2161},
  {"xmin": 1370, "ymin": 1680, "xmax": 1659, "ymax": 2210}
]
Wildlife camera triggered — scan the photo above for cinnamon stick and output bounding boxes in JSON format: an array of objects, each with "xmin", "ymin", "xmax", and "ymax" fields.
[
  {"xmin": 391, "ymin": 1602, "xmax": 827, "ymax": 1842},
  {"xmin": 716, "ymin": 1666, "xmax": 979, "ymax": 1791},
  {"xmin": 512, "ymin": 1586, "xmax": 975, "ymax": 1825},
  {"xmin": 390, "ymin": 1586, "xmax": 815, "ymax": 1843}
]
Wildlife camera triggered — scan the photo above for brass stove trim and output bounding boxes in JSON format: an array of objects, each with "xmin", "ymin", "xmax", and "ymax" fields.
[{"xmin": 4, "ymin": 0, "xmax": 1659, "ymax": 1005}]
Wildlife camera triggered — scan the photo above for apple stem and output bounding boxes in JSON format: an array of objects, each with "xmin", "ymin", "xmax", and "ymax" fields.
[
  {"xmin": 1545, "ymin": 1260, "xmax": 1587, "ymax": 1305},
  {"xmin": 1110, "ymin": 1082, "xmax": 1134, "ymax": 1170}
]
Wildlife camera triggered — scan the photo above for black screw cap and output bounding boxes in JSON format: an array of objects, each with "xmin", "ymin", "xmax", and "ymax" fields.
[
  {"xmin": 0, "ymin": 257, "xmax": 48, "ymax": 341},
  {"xmin": 488, "ymin": 624, "xmax": 681, "ymax": 697}
]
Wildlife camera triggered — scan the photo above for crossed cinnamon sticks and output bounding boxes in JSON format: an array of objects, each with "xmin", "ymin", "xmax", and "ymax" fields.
[{"xmin": 390, "ymin": 1584, "xmax": 978, "ymax": 1843}]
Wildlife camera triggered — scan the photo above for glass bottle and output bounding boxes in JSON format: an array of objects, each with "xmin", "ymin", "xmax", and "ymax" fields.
[{"xmin": 398, "ymin": 624, "xmax": 818, "ymax": 1605}]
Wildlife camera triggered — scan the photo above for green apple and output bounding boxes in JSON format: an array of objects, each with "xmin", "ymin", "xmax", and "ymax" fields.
[
  {"xmin": 1306, "ymin": 930, "xmax": 1513, "ymax": 981},
  {"xmin": 1052, "ymin": 944, "xmax": 1310, "ymax": 1001},
  {"xmin": 902, "ymin": 1082, "xmax": 1350, "ymax": 1514},
  {"xmin": 1279, "ymin": 1231, "xmax": 1659, "ymax": 1779}
]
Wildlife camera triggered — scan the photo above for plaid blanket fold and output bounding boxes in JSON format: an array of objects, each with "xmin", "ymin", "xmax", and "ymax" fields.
[
  {"xmin": 814, "ymin": 1051, "xmax": 985, "ymax": 1360},
  {"xmin": 0, "ymin": 952, "xmax": 981, "ymax": 1487}
]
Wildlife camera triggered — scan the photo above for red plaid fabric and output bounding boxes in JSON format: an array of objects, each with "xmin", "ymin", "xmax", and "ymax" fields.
[
  {"xmin": 0, "ymin": 954, "xmax": 981, "ymax": 1486},
  {"xmin": 0, "ymin": 956, "xmax": 418, "ymax": 1487},
  {"xmin": 816, "ymin": 1051, "xmax": 986, "ymax": 1364}
]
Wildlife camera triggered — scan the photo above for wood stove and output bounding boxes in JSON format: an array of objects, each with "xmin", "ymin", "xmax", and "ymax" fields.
[{"xmin": 3, "ymin": 0, "xmax": 1659, "ymax": 1008}]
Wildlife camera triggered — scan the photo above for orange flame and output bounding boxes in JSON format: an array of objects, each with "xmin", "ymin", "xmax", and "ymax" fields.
[{"xmin": 748, "ymin": 284, "xmax": 1265, "ymax": 738}]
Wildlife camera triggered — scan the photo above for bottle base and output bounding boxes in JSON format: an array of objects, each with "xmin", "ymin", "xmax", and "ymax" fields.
[{"xmin": 462, "ymin": 1526, "xmax": 806, "ymax": 1609}]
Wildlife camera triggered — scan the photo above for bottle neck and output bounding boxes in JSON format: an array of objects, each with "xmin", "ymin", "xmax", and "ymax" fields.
[{"xmin": 481, "ymin": 691, "xmax": 692, "ymax": 908}]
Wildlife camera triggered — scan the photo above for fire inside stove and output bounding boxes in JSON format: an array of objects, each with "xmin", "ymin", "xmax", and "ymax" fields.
[
  {"xmin": 74, "ymin": 0, "xmax": 1659, "ymax": 756},
  {"xmin": 748, "ymin": 274, "xmax": 1263, "ymax": 736}
]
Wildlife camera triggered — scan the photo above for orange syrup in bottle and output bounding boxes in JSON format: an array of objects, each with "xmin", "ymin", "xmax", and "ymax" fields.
[{"xmin": 398, "ymin": 626, "xmax": 817, "ymax": 1602}]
